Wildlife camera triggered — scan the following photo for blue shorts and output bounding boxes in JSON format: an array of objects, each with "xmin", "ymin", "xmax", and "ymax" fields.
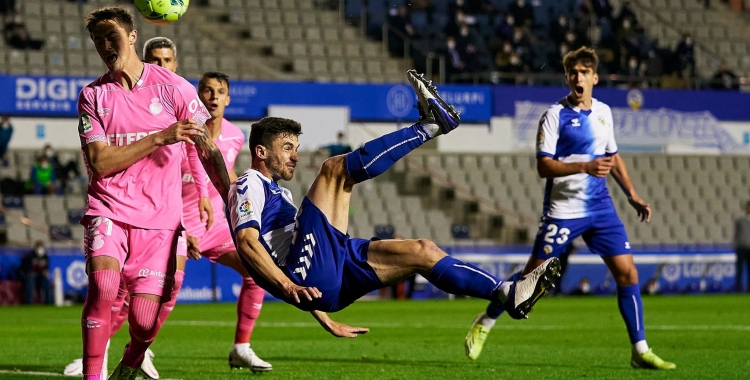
[
  {"xmin": 274, "ymin": 197, "xmax": 384, "ymax": 312},
  {"xmin": 531, "ymin": 211, "xmax": 632, "ymax": 259}
]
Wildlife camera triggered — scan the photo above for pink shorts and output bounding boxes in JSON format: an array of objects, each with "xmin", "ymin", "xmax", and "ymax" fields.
[
  {"xmin": 177, "ymin": 217, "xmax": 235, "ymax": 262},
  {"xmin": 83, "ymin": 216, "xmax": 179, "ymax": 298}
]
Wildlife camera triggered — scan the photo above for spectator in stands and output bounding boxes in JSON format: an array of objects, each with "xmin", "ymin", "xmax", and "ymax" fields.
[
  {"xmin": 710, "ymin": 62, "xmax": 739, "ymax": 90},
  {"xmin": 3, "ymin": 12, "xmax": 43, "ymax": 50},
  {"xmin": 616, "ymin": 17, "xmax": 638, "ymax": 52},
  {"xmin": 0, "ymin": 0, "xmax": 15, "ymax": 20},
  {"xmin": 733, "ymin": 201, "xmax": 750, "ymax": 293},
  {"xmin": 443, "ymin": 36, "xmax": 467, "ymax": 81},
  {"xmin": 454, "ymin": 23, "xmax": 481, "ymax": 76},
  {"xmin": 43, "ymin": 143, "xmax": 79, "ymax": 193},
  {"xmin": 549, "ymin": 14, "xmax": 571, "ymax": 45},
  {"xmin": 319, "ymin": 131, "xmax": 352, "ymax": 158},
  {"xmin": 614, "ymin": 1, "xmax": 638, "ymax": 27},
  {"xmin": 509, "ymin": 0, "xmax": 534, "ymax": 27},
  {"xmin": 675, "ymin": 33, "xmax": 695, "ymax": 78},
  {"xmin": 387, "ymin": 5, "xmax": 416, "ymax": 57},
  {"xmin": 27, "ymin": 154, "xmax": 58, "ymax": 195},
  {"xmin": 570, "ymin": 277, "xmax": 592, "ymax": 296},
  {"xmin": 495, "ymin": 14, "xmax": 515, "ymax": 42},
  {"xmin": 642, "ymin": 278, "xmax": 661, "ymax": 295},
  {"xmin": 574, "ymin": 1, "xmax": 596, "ymax": 46},
  {"xmin": 18, "ymin": 241, "xmax": 52, "ymax": 304},
  {"xmin": 591, "ymin": 0, "xmax": 614, "ymax": 19},
  {"xmin": 0, "ymin": 116, "xmax": 13, "ymax": 166}
]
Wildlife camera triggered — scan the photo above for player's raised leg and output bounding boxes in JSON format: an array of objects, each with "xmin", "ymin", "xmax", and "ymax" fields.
[
  {"xmin": 603, "ymin": 254, "xmax": 675, "ymax": 370},
  {"xmin": 215, "ymin": 252, "xmax": 273, "ymax": 373},
  {"xmin": 306, "ymin": 69, "xmax": 461, "ymax": 233}
]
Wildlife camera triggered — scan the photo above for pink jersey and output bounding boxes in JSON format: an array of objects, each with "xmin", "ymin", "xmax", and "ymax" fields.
[
  {"xmin": 78, "ymin": 63, "xmax": 211, "ymax": 230},
  {"xmin": 181, "ymin": 118, "xmax": 245, "ymax": 236}
]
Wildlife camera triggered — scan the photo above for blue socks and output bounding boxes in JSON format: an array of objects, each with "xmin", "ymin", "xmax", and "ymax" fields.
[
  {"xmin": 427, "ymin": 256, "xmax": 500, "ymax": 300},
  {"xmin": 617, "ymin": 284, "xmax": 646, "ymax": 344},
  {"xmin": 485, "ymin": 271, "xmax": 522, "ymax": 319},
  {"xmin": 345, "ymin": 123, "xmax": 430, "ymax": 183}
]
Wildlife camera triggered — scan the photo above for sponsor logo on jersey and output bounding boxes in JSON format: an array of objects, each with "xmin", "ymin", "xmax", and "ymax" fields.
[
  {"xmin": 149, "ymin": 97, "xmax": 163, "ymax": 116},
  {"xmin": 543, "ymin": 244, "xmax": 553, "ymax": 255},
  {"xmin": 79, "ymin": 113, "xmax": 93, "ymax": 134},
  {"xmin": 97, "ymin": 108, "xmax": 110, "ymax": 117},
  {"xmin": 107, "ymin": 130, "xmax": 159, "ymax": 146},
  {"xmin": 239, "ymin": 200, "xmax": 253, "ymax": 216},
  {"xmin": 138, "ymin": 268, "xmax": 166, "ymax": 278}
]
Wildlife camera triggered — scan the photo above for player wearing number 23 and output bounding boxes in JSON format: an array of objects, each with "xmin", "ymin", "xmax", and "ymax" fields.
[{"xmin": 464, "ymin": 47, "xmax": 676, "ymax": 370}]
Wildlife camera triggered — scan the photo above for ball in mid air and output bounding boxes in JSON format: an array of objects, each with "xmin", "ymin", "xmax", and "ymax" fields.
[{"xmin": 134, "ymin": 0, "xmax": 190, "ymax": 25}]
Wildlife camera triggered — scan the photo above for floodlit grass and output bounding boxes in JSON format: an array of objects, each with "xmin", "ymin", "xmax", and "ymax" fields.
[{"xmin": 1, "ymin": 295, "xmax": 748, "ymax": 379}]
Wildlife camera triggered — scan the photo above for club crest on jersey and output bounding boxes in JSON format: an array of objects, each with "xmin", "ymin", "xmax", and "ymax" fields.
[
  {"xmin": 543, "ymin": 244, "xmax": 553, "ymax": 255},
  {"xmin": 79, "ymin": 113, "xmax": 93, "ymax": 134},
  {"xmin": 149, "ymin": 97, "xmax": 163, "ymax": 116},
  {"xmin": 571, "ymin": 118, "xmax": 581, "ymax": 127},
  {"xmin": 597, "ymin": 115, "xmax": 606, "ymax": 126},
  {"xmin": 239, "ymin": 200, "xmax": 253, "ymax": 216}
]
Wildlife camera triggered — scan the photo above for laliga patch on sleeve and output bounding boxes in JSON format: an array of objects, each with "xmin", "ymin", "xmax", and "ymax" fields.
[
  {"xmin": 239, "ymin": 200, "xmax": 253, "ymax": 217},
  {"xmin": 537, "ymin": 130, "xmax": 545, "ymax": 144},
  {"xmin": 79, "ymin": 113, "xmax": 93, "ymax": 134}
]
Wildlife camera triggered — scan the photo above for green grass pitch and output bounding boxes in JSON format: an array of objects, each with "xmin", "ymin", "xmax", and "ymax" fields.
[{"xmin": 1, "ymin": 295, "xmax": 748, "ymax": 379}]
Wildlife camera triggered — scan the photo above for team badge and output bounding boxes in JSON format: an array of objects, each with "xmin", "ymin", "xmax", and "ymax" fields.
[
  {"xmin": 91, "ymin": 234, "xmax": 104, "ymax": 250},
  {"xmin": 598, "ymin": 115, "xmax": 606, "ymax": 126},
  {"xmin": 537, "ymin": 130, "xmax": 545, "ymax": 144},
  {"xmin": 149, "ymin": 97, "xmax": 163, "ymax": 116},
  {"xmin": 79, "ymin": 113, "xmax": 93, "ymax": 134},
  {"xmin": 239, "ymin": 200, "xmax": 253, "ymax": 216},
  {"xmin": 543, "ymin": 244, "xmax": 553, "ymax": 255}
]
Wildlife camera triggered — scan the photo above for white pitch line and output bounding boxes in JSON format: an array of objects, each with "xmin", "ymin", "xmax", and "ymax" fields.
[
  {"xmin": 48, "ymin": 318, "xmax": 750, "ymax": 331},
  {"xmin": 0, "ymin": 371, "xmax": 183, "ymax": 380}
]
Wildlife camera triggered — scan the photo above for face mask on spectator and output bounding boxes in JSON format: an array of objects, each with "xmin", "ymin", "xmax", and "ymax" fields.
[
  {"xmin": 460, "ymin": 27, "xmax": 469, "ymax": 36},
  {"xmin": 504, "ymin": 43, "xmax": 512, "ymax": 53},
  {"xmin": 506, "ymin": 16, "xmax": 515, "ymax": 26},
  {"xmin": 517, "ymin": 0, "xmax": 526, "ymax": 6},
  {"xmin": 685, "ymin": 37, "xmax": 692, "ymax": 45},
  {"xmin": 560, "ymin": 45, "xmax": 569, "ymax": 55},
  {"xmin": 456, "ymin": 12, "xmax": 465, "ymax": 23},
  {"xmin": 622, "ymin": 20, "xmax": 631, "ymax": 29},
  {"xmin": 514, "ymin": 31, "xmax": 523, "ymax": 41},
  {"xmin": 45, "ymin": 149, "xmax": 53, "ymax": 158},
  {"xmin": 629, "ymin": 58, "xmax": 638, "ymax": 69},
  {"xmin": 447, "ymin": 40, "xmax": 456, "ymax": 49},
  {"xmin": 566, "ymin": 32, "xmax": 575, "ymax": 42},
  {"xmin": 35, "ymin": 247, "xmax": 45, "ymax": 257},
  {"xmin": 559, "ymin": 16, "xmax": 567, "ymax": 26},
  {"xmin": 510, "ymin": 56, "xmax": 520, "ymax": 65}
]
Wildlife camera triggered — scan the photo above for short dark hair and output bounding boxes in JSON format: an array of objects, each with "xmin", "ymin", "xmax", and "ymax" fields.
[
  {"xmin": 249, "ymin": 117, "xmax": 302, "ymax": 158},
  {"xmin": 85, "ymin": 6, "xmax": 135, "ymax": 34},
  {"xmin": 143, "ymin": 36, "xmax": 177, "ymax": 59},
  {"xmin": 562, "ymin": 46, "xmax": 599, "ymax": 73},
  {"xmin": 199, "ymin": 72, "xmax": 230, "ymax": 92}
]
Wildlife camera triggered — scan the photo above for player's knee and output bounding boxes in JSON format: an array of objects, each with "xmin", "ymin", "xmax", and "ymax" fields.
[
  {"xmin": 319, "ymin": 156, "xmax": 347, "ymax": 179},
  {"xmin": 413, "ymin": 239, "xmax": 444, "ymax": 265},
  {"xmin": 615, "ymin": 265, "xmax": 639, "ymax": 286}
]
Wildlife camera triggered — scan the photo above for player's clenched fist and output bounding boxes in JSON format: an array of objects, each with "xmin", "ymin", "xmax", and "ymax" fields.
[
  {"xmin": 156, "ymin": 119, "xmax": 204, "ymax": 146},
  {"xmin": 283, "ymin": 283, "xmax": 322, "ymax": 303},
  {"xmin": 584, "ymin": 156, "xmax": 613, "ymax": 177}
]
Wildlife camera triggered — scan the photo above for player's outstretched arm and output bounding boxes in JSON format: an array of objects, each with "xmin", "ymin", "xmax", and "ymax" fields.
[
  {"xmin": 190, "ymin": 126, "xmax": 232, "ymax": 204},
  {"xmin": 310, "ymin": 310, "xmax": 369, "ymax": 338},
  {"xmin": 235, "ymin": 227, "xmax": 322, "ymax": 303},
  {"xmin": 83, "ymin": 119, "xmax": 204, "ymax": 178},
  {"xmin": 609, "ymin": 154, "xmax": 651, "ymax": 222},
  {"xmin": 537, "ymin": 156, "xmax": 613, "ymax": 178}
]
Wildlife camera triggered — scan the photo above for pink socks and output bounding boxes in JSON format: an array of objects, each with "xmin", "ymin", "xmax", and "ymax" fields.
[
  {"xmin": 234, "ymin": 277, "xmax": 265, "ymax": 344},
  {"xmin": 82, "ymin": 270, "xmax": 120, "ymax": 377}
]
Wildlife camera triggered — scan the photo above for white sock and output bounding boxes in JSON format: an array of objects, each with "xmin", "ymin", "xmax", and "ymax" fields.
[
  {"xmin": 634, "ymin": 340, "xmax": 649, "ymax": 354},
  {"xmin": 479, "ymin": 313, "xmax": 496, "ymax": 329},
  {"xmin": 418, "ymin": 122, "xmax": 440, "ymax": 139},
  {"xmin": 233, "ymin": 343, "xmax": 250, "ymax": 353},
  {"xmin": 495, "ymin": 281, "xmax": 513, "ymax": 304}
]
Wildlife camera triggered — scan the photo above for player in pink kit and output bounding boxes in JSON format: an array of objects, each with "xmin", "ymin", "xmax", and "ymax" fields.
[
  {"xmin": 178, "ymin": 72, "xmax": 272, "ymax": 372},
  {"xmin": 77, "ymin": 7, "xmax": 214, "ymax": 380}
]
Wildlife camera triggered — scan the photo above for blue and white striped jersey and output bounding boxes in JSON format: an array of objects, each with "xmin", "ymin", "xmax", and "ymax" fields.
[
  {"xmin": 536, "ymin": 97, "xmax": 618, "ymax": 219},
  {"xmin": 228, "ymin": 169, "xmax": 298, "ymax": 265}
]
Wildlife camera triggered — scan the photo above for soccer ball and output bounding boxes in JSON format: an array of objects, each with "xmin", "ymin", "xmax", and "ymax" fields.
[{"xmin": 134, "ymin": 0, "xmax": 190, "ymax": 25}]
